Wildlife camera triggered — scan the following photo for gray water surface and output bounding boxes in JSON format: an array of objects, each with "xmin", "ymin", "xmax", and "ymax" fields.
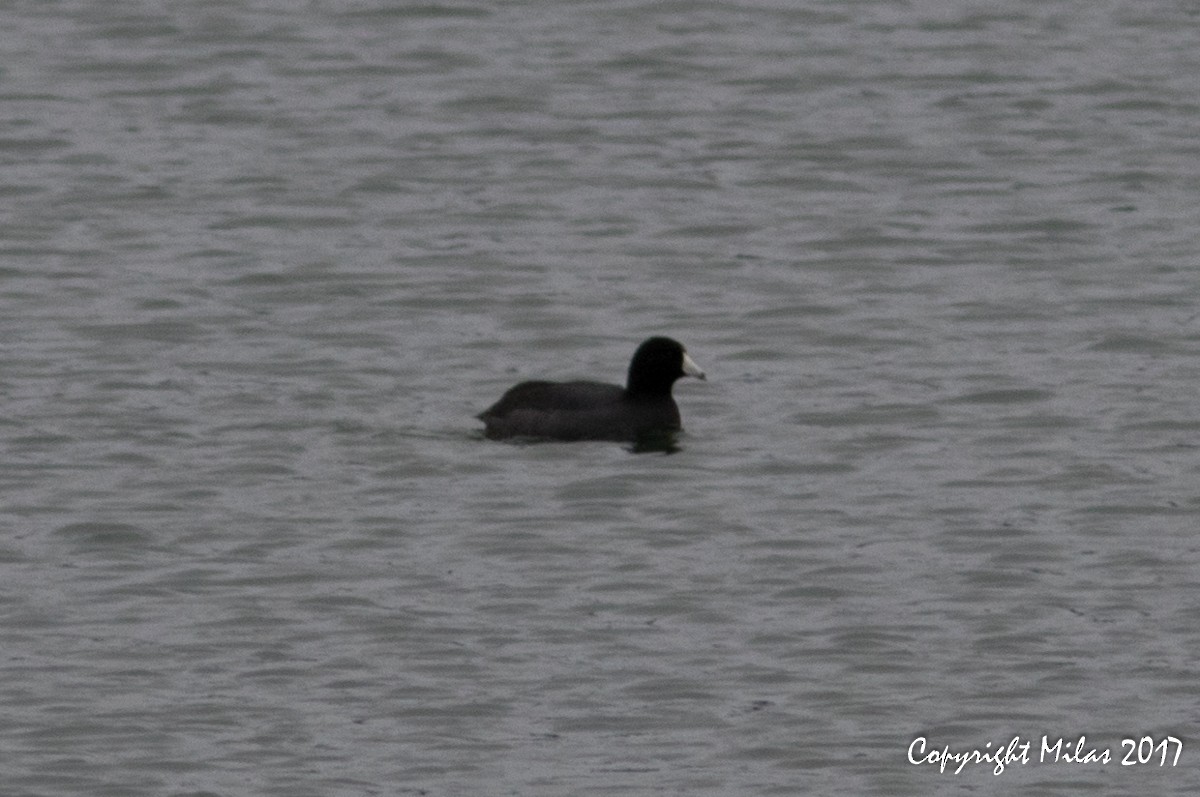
[{"xmin": 2, "ymin": 2, "xmax": 1199, "ymax": 795}]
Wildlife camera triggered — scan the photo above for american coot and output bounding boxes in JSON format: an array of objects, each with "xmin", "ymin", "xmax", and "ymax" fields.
[{"xmin": 478, "ymin": 337, "xmax": 706, "ymax": 442}]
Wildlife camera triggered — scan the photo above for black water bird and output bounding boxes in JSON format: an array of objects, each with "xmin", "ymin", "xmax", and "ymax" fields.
[{"xmin": 477, "ymin": 336, "xmax": 706, "ymax": 443}]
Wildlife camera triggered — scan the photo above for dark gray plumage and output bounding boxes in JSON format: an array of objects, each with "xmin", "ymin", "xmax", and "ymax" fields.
[{"xmin": 478, "ymin": 337, "xmax": 706, "ymax": 442}]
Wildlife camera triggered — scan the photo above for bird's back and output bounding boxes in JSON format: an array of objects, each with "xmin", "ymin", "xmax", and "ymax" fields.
[{"xmin": 477, "ymin": 380, "xmax": 678, "ymax": 441}]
